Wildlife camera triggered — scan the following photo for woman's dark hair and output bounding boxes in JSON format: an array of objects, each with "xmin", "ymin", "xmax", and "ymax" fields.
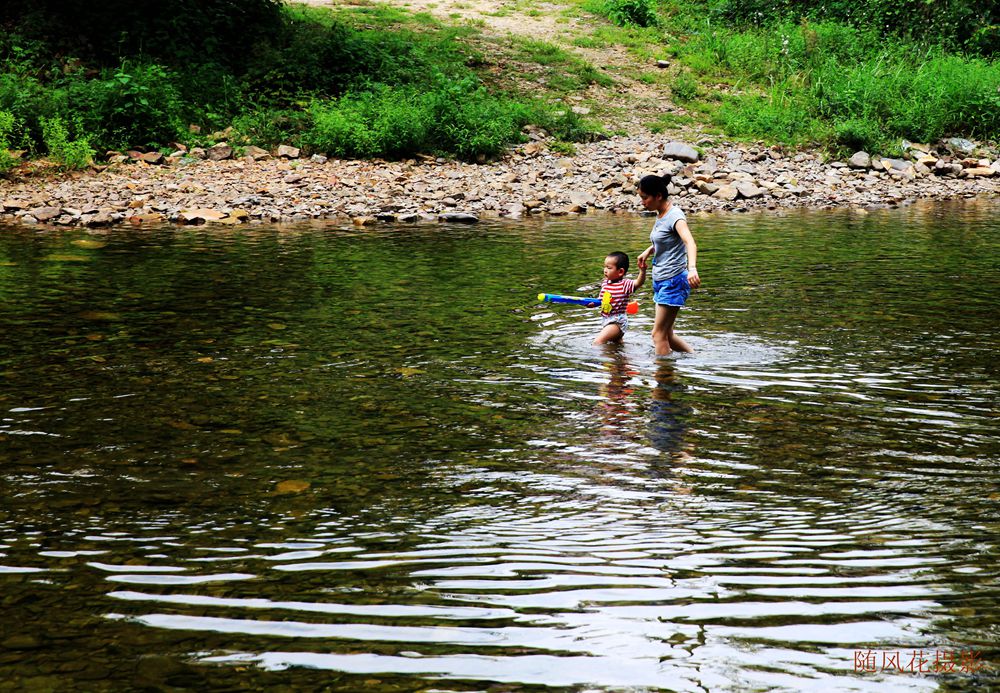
[{"xmin": 638, "ymin": 174, "xmax": 671, "ymax": 198}]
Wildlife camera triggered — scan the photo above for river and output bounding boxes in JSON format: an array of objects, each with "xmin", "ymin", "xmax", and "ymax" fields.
[{"xmin": 0, "ymin": 200, "xmax": 997, "ymax": 691}]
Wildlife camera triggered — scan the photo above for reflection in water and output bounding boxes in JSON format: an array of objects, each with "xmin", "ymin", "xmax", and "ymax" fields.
[
  {"xmin": 647, "ymin": 361, "xmax": 689, "ymax": 456},
  {"xmin": 0, "ymin": 203, "xmax": 998, "ymax": 691}
]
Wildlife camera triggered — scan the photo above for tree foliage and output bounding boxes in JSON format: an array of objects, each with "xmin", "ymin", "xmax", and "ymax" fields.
[{"xmin": 0, "ymin": 0, "xmax": 284, "ymax": 70}]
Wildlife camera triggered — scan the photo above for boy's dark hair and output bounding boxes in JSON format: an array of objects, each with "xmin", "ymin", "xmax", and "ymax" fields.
[{"xmin": 607, "ymin": 251, "xmax": 629, "ymax": 273}]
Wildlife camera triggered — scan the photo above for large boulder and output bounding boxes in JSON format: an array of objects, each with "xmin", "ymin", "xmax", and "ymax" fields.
[
  {"xmin": 848, "ymin": 151, "xmax": 872, "ymax": 169},
  {"xmin": 662, "ymin": 141, "xmax": 700, "ymax": 164},
  {"xmin": 207, "ymin": 143, "xmax": 233, "ymax": 161}
]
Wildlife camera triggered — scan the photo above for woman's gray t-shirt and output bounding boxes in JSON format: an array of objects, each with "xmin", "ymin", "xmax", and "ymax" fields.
[{"xmin": 650, "ymin": 206, "xmax": 688, "ymax": 281}]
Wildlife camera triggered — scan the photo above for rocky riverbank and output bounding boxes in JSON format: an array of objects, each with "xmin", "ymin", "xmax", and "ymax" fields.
[{"xmin": 1, "ymin": 134, "xmax": 998, "ymax": 229}]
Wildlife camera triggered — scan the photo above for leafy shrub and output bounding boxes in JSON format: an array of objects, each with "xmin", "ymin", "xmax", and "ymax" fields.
[
  {"xmin": 40, "ymin": 116, "xmax": 94, "ymax": 169},
  {"xmin": 304, "ymin": 76, "xmax": 535, "ymax": 160},
  {"xmin": 100, "ymin": 63, "xmax": 185, "ymax": 149},
  {"xmin": 604, "ymin": 0, "xmax": 659, "ymax": 28},
  {"xmin": 833, "ymin": 118, "xmax": 886, "ymax": 153},
  {"xmin": 0, "ymin": 110, "xmax": 18, "ymax": 172}
]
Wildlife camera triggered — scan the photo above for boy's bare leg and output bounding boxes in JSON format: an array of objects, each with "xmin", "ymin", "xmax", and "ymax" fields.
[{"xmin": 593, "ymin": 323, "xmax": 624, "ymax": 345}]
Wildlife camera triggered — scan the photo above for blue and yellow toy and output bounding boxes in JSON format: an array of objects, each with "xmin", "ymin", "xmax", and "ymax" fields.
[{"xmin": 538, "ymin": 292, "xmax": 639, "ymax": 314}]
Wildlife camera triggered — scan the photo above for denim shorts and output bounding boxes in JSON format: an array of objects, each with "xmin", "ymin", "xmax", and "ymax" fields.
[
  {"xmin": 601, "ymin": 312, "xmax": 629, "ymax": 332},
  {"xmin": 652, "ymin": 271, "xmax": 691, "ymax": 306}
]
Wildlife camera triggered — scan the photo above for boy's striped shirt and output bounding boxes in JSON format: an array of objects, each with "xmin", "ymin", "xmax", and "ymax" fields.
[{"xmin": 600, "ymin": 278, "xmax": 636, "ymax": 316}]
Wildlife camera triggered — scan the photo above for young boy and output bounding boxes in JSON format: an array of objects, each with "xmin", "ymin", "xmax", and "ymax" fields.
[{"xmin": 594, "ymin": 250, "xmax": 645, "ymax": 345}]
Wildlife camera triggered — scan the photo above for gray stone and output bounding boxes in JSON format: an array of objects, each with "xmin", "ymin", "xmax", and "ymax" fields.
[
  {"xmin": 713, "ymin": 185, "xmax": 739, "ymax": 201},
  {"xmin": 662, "ymin": 141, "xmax": 700, "ymax": 163},
  {"xmin": 848, "ymin": 151, "xmax": 872, "ymax": 169},
  {"xmin": 29, "ymin": 206, "xmax": 62, "ymax": 222},
  {"xmin": 439, "ymin": 212, "xmax": 479, "ymax": 223},
  {"xmin": 695, "ymin": 180, "xmax": 719, "ymax": 195},
  {"xmin": 276, "ymin": 144, "xmax": 301, "ymax": 159},
  {"xmin": 945, "ymin": 137, "xmax": 976, "ymax": 156},
  {"xmin": 206, "ymin": 143, "xmax": 233, "ymax": 161},
  {"xmin": 734, "ymin": 181, "xmax": 765, "ymax": 199},
  {"xmin": 244, "ymin": 146, "xmax": 271, "ymax": 161}
]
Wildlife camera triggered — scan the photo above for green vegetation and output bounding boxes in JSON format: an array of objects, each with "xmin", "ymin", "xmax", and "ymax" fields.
[
  {"xmin": 0, "ymin": 0, "xmax": 600, "ymax": 166},
  {"xmin": 574, "ymin": 0, "xmax": 999, "ymax": 153},
  {"xmin": 0, "ymin": 0, "xmax": 995, "ymax": 167},
  {"xmin": 678, "ymin": 18, "xmax": 1000, "ymax": 151}
]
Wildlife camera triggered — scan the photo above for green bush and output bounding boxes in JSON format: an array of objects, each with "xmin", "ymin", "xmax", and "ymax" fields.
[
  {"xmin": 604, "ymin": 0, "xmax": 659, "ymax": 27},
  {"xmin": 833, "ymin": 118, "xmax": 886, "ymax": 153},
  {"xmin": 304, "ymin": 77, "xmax": 535, "ymax": 161},
  {"xmin": 0, "ymin": 110, "xmax": 18, "ymax": 172},
  {"xmin": 40, "ymin": 116, "xmax": 94, "ymax": 169}
]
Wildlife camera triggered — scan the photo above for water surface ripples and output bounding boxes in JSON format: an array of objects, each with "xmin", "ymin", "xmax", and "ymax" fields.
[{"xmin": 0, "ymin": 203, "xmax": 997, "ymax": 690}]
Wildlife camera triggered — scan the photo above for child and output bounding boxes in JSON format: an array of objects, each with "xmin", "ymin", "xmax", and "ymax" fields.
[{"xmin": 594, "ymin": 250, "xmax": 645, "ymax": 345}]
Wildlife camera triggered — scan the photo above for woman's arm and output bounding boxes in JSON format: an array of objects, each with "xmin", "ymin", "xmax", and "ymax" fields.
[{"xmin": 675, "ymin": 220, "xmax": 700, "ymax": 288}]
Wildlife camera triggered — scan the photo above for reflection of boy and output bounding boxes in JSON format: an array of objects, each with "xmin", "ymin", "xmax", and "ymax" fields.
[{"xmin": 594, "ymin": 251, "xmax": 646, "ymax": 345}]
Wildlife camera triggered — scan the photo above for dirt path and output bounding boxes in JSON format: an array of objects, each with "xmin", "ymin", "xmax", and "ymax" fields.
[{"xmin": 296, "ymin": 0, "xmax": 677, "ymax": 135}]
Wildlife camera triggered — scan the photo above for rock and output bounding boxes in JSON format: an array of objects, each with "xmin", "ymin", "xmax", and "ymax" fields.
[
  {"xmin": 522, "ymin": 142, "xmax": 545, "ymax": 157},
  {"xmin": 128, "ymin": 213, "xmax": 165, "ymax": 224},
  {"xmin": 713, "ymin": 185, "xmax": 739, "ymax": 201},
  {"xmin": 179, "ymin": 208, "xmax": 226, "ymax": 224},
  {"xmin": 244, "ymin": 146, "xmax": 271, "ymax": 161},
  {"xmin": 140, "ymin": 151, "xmax": 164, "ymax": 165},
  {"xmin": 848, "ymin": 151, "xmax": 872, "ymax": 169},
  {"xmin": 944, "ymin": 137, "xmax": 976, "ymax": 156},
  {"xmin": 85, "ymin": 211, "xmax": 115, "ymax": 227},
  {"xmin": 656, "ymin": 60, "xmax": 670, "ymax": 69},
  {"xmin": 310, "ymin": 154, "xmax": 328, "ymax": 164},
  {"xmin": 962, "ymin": 167, "xmax": 994, "ymax": 177},
  {"xmin": 881, "ymin": 158, "xmax": 911, "ymax": 173},
  {"xmin": 206, "ymin": 143, "xmax": 232, "ymax": 161},
  {"xmin": 352, "ymin": 216, "xmax": 376, "ymax": 226},
  {"xmin": 439, "ymin": 213, "xmax": 479, "ymax": 223},
  {"xmin": 29, "ymin": 206, "xmax": 63, "ymax": 222},
  {"xmin": 188, "ymin": 147, "xmax": 207, "ymax": 160},
  {"xmin": 695, "ymin": 181, "xmax": 719, "ymax": 195},
  {"xmin": 1, "ymin": 200, "xmax": 23, "ymax": 211},
  {"xmin": 662, "ymin": 141, "xmax": 700, "ymax": 163},
  {"xmin": 276, "ymin": 145, "xmax": 300, "ymax": 159},
  {"xmin": 734, "ymin": 181, "xmax": 765, "ymax": 199}
]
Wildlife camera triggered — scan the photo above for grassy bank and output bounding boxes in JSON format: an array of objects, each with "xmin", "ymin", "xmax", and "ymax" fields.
[
  {"xmin": 0, "ymin": 1, "xmax": 598, "ymax": 171},
  {"xmin": 1, "ymin": 0, "xmax": 997, "ymax": 172},
  {"xmin": 581, "ymin": 0, "xmax": 1000, "ymax": 153}
]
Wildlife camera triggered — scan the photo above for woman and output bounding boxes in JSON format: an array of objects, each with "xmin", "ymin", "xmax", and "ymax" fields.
[{"xmin": 636, "ymin": 174, "xmax": 701, "ymax": 356}]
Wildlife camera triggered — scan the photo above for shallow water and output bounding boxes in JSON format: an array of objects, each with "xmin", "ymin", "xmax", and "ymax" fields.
[{"xmin": 0, "ymin": 201, "xmax": 997, "ymax": 691}]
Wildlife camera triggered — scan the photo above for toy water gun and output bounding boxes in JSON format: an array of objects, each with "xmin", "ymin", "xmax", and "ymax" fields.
[{"xmin": 538, "ymin": 292, "xmax": 639, "ymax": 314}]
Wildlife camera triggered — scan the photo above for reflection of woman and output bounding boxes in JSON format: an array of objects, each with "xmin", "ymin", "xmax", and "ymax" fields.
[
  {"xmin": 636, "ymin": 174, "xmax": 701, "ymax": 357},
  {"xmin": 648, "ymin": 362, "xmax": 688, "ymax": 455}
]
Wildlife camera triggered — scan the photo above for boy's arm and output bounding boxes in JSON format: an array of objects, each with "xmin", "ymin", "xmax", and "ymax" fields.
[{"xmin": 632, "ymin": 265, "xmax": 647, "ymax": 291}]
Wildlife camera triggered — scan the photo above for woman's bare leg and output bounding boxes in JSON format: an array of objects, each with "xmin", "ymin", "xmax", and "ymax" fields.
[{"xmin": 652, "ymin": 304, "xmax": 693, "ymax": 356}]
